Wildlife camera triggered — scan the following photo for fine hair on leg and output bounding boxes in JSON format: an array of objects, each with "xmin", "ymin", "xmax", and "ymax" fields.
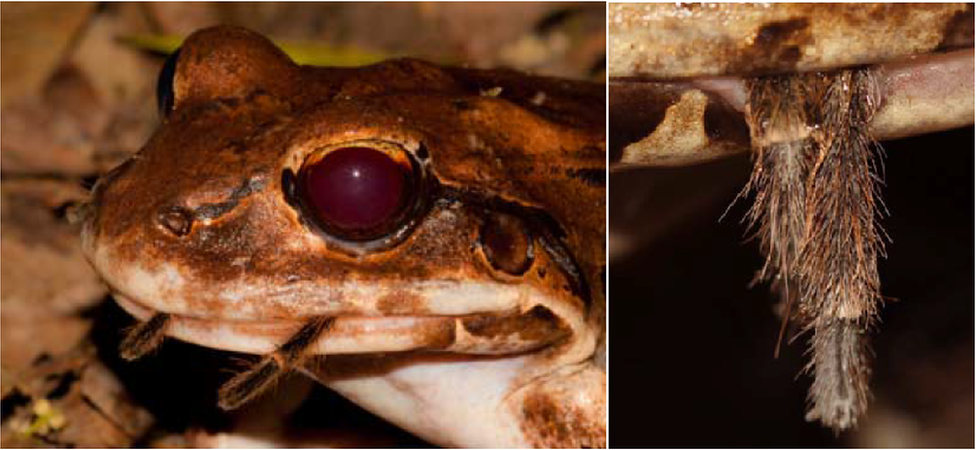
[
  {"xmin": 742, "ymin": 68, "xmax": 884, "ymax": 432},
  {"xmin": 218, "ymin": 316, "xmax": 335, "ymax": 410},
  {"xmin": 119, "ymin": 313, "xmax": 171, "ymax": 361}
]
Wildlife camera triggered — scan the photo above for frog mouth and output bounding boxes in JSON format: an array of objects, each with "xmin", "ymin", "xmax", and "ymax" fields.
[
  {"xmin": 114, "ymin": 292, "xmax": 568, "ymax": 355},
  {"xmin": 611, "ymin": 48, "xmax": 974, "ymax": 166},
  {"xmin": 113, "ymin": 292, "xmax": 572, "ymax": 409}
]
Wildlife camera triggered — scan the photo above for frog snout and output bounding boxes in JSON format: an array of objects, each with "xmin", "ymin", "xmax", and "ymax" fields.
[{"xmin": 70, "ymin": 199, "xmax": 99, "ymax": 257}]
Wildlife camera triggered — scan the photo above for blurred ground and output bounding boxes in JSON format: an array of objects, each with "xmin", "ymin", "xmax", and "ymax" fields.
[
  {"xmin": 609, "ymin": 127, "xmax": 974, "ymax": 447},
  {"xmin": 0, "ymin": 3, "xmax": 605, "ymax": 447}
]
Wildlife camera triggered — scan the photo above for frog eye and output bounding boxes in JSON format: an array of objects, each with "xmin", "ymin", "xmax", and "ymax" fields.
[
  {"xmin": 298, "ymin": 146, "xmax": 418, "ymax": 241},
  {"xmin": 156, "ymin": 49, "xmax": 181, "ymax": 117}
]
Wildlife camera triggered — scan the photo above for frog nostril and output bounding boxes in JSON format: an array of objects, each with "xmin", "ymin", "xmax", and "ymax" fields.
[
  {"xmin": 157, "ymin": 207, "xmax": 194, "ymax": 237},
  {"xmin": 480, "ymin": 212, "xmax": 534, "ymax": 276}
]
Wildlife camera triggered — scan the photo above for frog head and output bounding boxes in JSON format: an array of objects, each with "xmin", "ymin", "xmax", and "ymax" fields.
[{"xmin": 79, "ymin": 26, "xmax": 605, "ymax": 447}]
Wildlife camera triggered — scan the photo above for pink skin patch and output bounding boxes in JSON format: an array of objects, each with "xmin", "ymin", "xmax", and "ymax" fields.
[{"xmin": 690, "ymin": 49, "xmax": 975, "ymax": 140}]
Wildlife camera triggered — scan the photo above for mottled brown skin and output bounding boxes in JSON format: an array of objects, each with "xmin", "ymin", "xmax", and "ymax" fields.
[
  {"xmin": 514, "ymin": 363, "xmax": 606, "ymax": 448},
  {"xmin": 86, "ymin": 27, "xmax": 604, "ymax": 318},
  {"xmin": 609, "ymin": 80, "xmax": 750, "ymax": 165},
  {"xmin": 81, "ymin": 26, "xmax": 605, "ymax": 447},
  {"xmin": 610, "ymin": 3, "xmax": 973, "ymax": 79}
]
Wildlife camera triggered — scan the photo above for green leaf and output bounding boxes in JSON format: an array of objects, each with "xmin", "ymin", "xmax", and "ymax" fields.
[{"xmin": 119, "ymin": 33, "xmax": 392, "ymax": 67}]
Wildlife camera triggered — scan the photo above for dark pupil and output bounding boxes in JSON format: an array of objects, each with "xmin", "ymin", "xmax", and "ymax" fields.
[{"xmin": 301, "ymin": 147, "xmax": 408, "ymax": 236}]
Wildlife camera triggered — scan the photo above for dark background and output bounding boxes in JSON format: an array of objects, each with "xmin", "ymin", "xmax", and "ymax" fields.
[{"xmin": 609, "ymin": 127, "xmax": 974, "ymax": 447}]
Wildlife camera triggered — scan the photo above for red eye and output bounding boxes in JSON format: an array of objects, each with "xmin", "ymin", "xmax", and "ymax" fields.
[{"xmin": 299, "ymin": 146, "xmax": 413, "ymax": 240}]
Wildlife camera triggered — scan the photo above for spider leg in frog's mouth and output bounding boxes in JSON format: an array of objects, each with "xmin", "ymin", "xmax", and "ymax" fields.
[
  {"xmin": 217, "ymin": 315, "xmax": 335, "ymax": 410},
  {"xmin": 119, "ymin": 310, "xmax": 337, "ymax": 410},
  {"xmin": 612, "ymin": 44, "xmax": 971, "ymax": 433},
  {"xmin": 115, "ymin": 294, "xmax": 573, "ymax": 410},
  {"xmin": 119, "ymin": 312, "xmax": 171, "ymax": 361},
  {"xmin": 120, "ymin": 312, "xmax": 346, "ymax": 410}
]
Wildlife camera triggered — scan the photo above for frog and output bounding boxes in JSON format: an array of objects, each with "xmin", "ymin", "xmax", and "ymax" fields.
[
  {"xmin": 76, "ymin": 25, "xmax": 605, "ymax": 448},
  {"xmin": 607, "ymin": 2, "xmax": 973, "ymax": 436}
]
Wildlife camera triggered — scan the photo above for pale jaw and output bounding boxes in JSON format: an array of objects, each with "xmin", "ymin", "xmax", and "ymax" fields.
[
  {"xmin": 111, "ymin": 291, "xmax": 582, "ymax": 357},
  {"xmin": 314, "ymin": 357, "xmax": 537, "ymax": 448},
  {"xmin": 307, "ymin": 354, "xmax": 606, "ymax": 448},
  {"xmin": 96, "ymin": 245, "xmax": 603, "ymax": 448},
  {"xmin": 111, "ymin": 292, "xmax": 604, "ymax": 448}
]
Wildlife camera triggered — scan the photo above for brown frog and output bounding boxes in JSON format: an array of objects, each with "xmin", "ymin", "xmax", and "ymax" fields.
[{"xmin": 78, "ymin": 26, "xmax": 605, "ymax": 447}]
